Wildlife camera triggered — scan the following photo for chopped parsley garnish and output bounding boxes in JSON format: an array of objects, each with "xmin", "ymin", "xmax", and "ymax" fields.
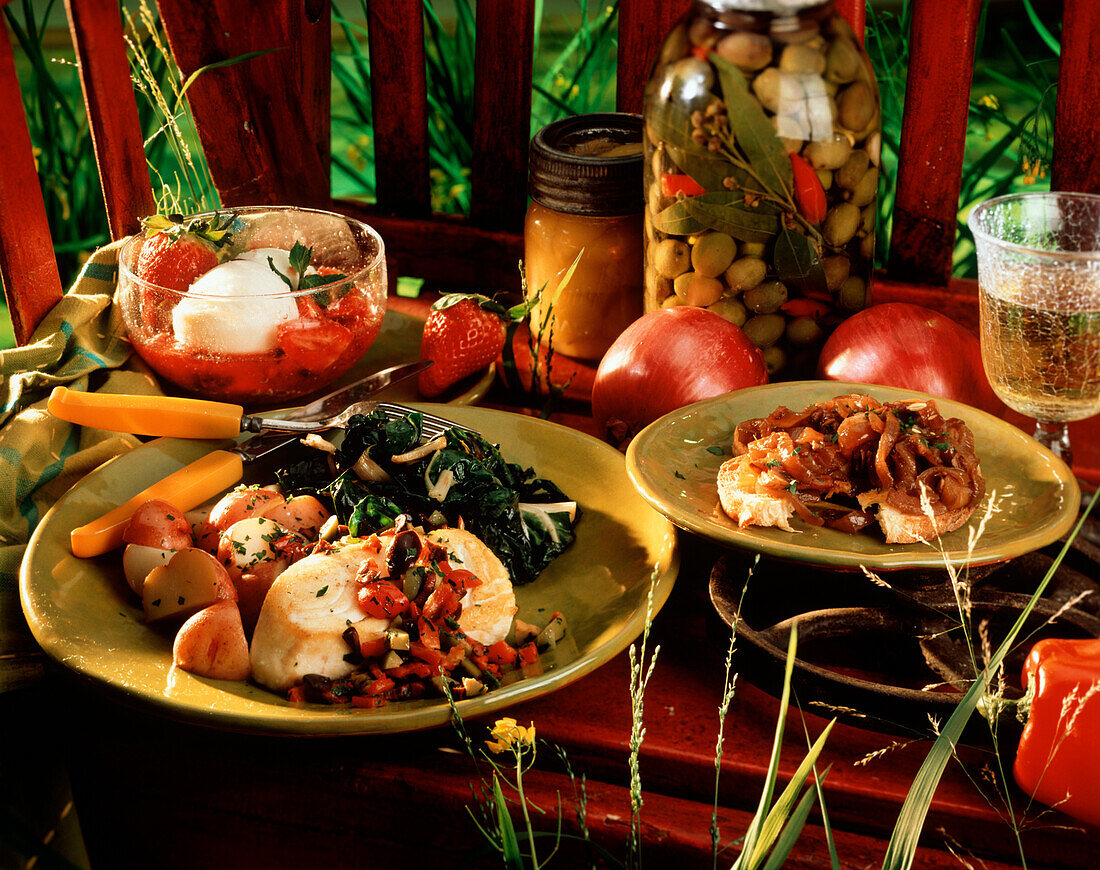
[
  {"xmin": 706, "ymin": 446, "xmax": 725, "ymax": 456},
  {"xmin": 673, "ymin": 470, "xmax": 685, "ymax": 479},
  {"xmin": 316, "ymin": 586, "xmax": 329, "ymax": 597}
]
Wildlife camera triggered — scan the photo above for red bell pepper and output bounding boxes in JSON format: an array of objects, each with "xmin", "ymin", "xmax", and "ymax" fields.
[
  {"xmin": 1014, "ymin": 637, "xmax": 1100, "ymax": 827},
  {"xmin": 788, "ymin": 152, "xmax": 827, "ymax": 225},
  {"xmin": 660, "ymin": 173, "xmax": 706, "ymax": 198}
]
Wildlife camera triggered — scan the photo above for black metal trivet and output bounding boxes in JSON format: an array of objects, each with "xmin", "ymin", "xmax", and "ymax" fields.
[{"xmin": 708, "ymin": 512, "xmax": 1100, "ymax": 741}]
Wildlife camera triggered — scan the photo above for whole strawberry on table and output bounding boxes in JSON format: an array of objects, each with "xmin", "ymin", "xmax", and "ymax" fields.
[{"xmin": 418, "ymin": 293, "xmax": 519, "ymax": 398}]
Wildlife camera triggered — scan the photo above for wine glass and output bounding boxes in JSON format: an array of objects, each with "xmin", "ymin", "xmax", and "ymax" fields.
[{"xmin": 968, "ymin": 191, "xmax": 1100, "ymax": 467}]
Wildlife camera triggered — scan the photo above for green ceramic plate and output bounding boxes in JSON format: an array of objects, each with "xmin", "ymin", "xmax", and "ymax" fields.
[
  {"xmin": 21, "ymin": 406, "xmax": 678, "ymax": 734},
  {"xmin": 626, "ymin": 381, "xmax": 1080, "ymax": 571}
]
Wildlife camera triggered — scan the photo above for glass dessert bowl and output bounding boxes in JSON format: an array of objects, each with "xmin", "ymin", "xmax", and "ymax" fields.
[{"xmin": 117, "ymin": 206, "xmax": 388, "ymax": 404}]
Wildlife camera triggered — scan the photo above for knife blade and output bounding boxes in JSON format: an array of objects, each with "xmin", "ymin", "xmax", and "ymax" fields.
[
  {"xmin": 67, "ymin": 360, "xmax": 430, "ymax": 558},
  {"xmin": 47, "ymin": 359, "xmax": 433, "ymax": 439}
]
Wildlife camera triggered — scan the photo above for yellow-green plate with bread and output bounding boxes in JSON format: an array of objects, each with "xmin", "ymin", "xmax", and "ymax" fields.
[{"xmin": 626, "ymin": 381, "xmax": 1080, "ymax": 571}]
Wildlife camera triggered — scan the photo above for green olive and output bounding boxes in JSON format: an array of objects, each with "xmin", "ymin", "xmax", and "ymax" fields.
[
  {"xmin": 751, "ymin": 67, "xmax": 782, "ymax": 114},
  {"xmin": 779, "ymin": 44, "xmax": 825, "ymax": 76},
  {"xmin": 866, "ymin": 131, "xmax": 882, "ymax": 166},
  {"xmin": 686, "ymin": 274, "xmax": 725, "ymax": 307},
  {"xmin": 656, "ymin": 23, "xmax": 689, "ymax": 68},
  {"xmin": 771, "ymin": 20, "xmax": 821, "ymax": 45},
  {"xmin": 742, "ymin": 314, "xmax": 786, "ymax": 348},
  {"xmin": 661, "ymin": 293, "xmax": 685, "ymax": 309},
  {"xmin": 821, "ymin": 255, "xmax": 850, "ymax": 291},
  {"xmin": 835, "ymin": 150, "xmax": 870, "ymax": 190},
  {"xmin": 645, "ymin": 266, "xmax": 672, "ymax": 311},
  {"xmin": 786, "ymin": 315, "xmax": 824, "ymax": 346},
  {"xmin": 860, "ymin": 231, "xmax": 876, "ymax": 260},
  {"xmin": 648, "ymin": 180, "xmax": 673, "ymax": 215},
  {"xmin": 860, "ymin": 204, "xmax": 876, "ymax": 235},
  {"xmin": 715, "ymin": 31, "xmax": 773, "ymax": 71},
  {"xmin": 847, "ymin": 166, "xmax": 879, "ymax": 207},
  {"xmin": 762, "ymin": 344, "xmax": 787, "ymax": 375},
  {"xmin": 688, "ymin": 16, "xmax": 718, "ymax": 48},
  {"xmin": 653, "ymin": 238, "xmax": 691, "ymax": 279},
  {"xmin": 724, "ymin": 256, "xmax": 767, "ymax": 292},
  {"xmin": 825, "ymin": 38, "xmax": 861, "ymax": 84},
  {"xmin": 838, "ymin": 275, "xmax": 868, "ymax": 311},
  {"xmin": 650, "ymin": 145, "xmax": 667, "ymax": 181},
  {"xmin": 644, "ymin": 209, "xmax": 662, "ymax": 245},
  {"xmin": 740, "ymin": 241, "xmax": 768, "ymax": 258},
  {"xmin": 837, "ymin": 81, "xmax": 876, "ymax": 132},
  {"xmin": 691, "ymin": 232, "xmax": 737, "ymax": 277},
  {"xmin": 823, "ymin": 202, "xmax": 861, "ymax": 247},
  {"xmin": 815, "ymin": 168, "xmax": 833, "ymax": 190},
  {"xmin": 744, "ymin": 280, "xmax": 788, "ymax": 314},
  {"xmin": 707, "ymin": 297, "xmax": 748, "ymax": 327},
  {"xmin": 672, "ymin": 271, "xmax": 695, "ymax": 300},
  {"xmin": 803, "ymin": 134, "xmax": 851, "ymax": 171}
]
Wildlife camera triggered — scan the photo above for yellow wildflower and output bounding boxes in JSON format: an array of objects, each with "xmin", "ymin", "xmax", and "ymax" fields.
[
  {"xmin": 486, "ymin": 717, "xmax": 536, "ymax": 753},
  {"xmin": 978, "ymin": 94, "xmax": 999, "ymax": 111}
]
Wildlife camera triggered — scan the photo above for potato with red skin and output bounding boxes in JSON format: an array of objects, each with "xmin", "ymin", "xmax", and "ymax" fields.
[
  {"xmin": 173, "ymin": 600, "xmax": 252, "ymax": 680},
  {"xmin": 142, "ymin": 548, "xmax": 237, "ymax": 623},
  {"xmin": 261, "ymin": 495, "xmax": 331, "ymax": 539},
  {"xmin": 122, "ymin": 499, "xmax": 193, "ymax": 550},
  {"xmin": 209, "ymin": 487, "xmax": 284, "ymax": 531},
  {"xmin": 192, "ymin": 520, "xmax": 221, "ymax": 555},
  {"xmin": 236, "ymin": 559, "xmax": 289, "ymax": 633}
]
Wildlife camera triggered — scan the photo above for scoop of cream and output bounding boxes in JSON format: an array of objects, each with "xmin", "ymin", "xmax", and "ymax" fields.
[{"xmin": 172, "ymin": 248, "xmax": 300, "ymax": 354}]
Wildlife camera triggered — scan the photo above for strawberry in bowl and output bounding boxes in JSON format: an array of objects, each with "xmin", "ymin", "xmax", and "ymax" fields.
[{"xmin": 116, "ymin": 207, "xmax": 387, "ymax": 404}]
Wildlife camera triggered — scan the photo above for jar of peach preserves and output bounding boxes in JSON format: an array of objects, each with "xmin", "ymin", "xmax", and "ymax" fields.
[{"xmin": 525, "ymin": 114, "xmax": 645, "ymax": 360}]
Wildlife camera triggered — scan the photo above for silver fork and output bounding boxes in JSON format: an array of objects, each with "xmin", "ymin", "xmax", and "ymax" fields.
[{"xmin": 241, "ymin": 400, "xmax": 476, "ymax": 439}]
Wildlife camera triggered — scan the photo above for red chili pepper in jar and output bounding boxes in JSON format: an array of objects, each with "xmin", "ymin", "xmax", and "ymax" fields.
[
  {"xmin": 788, "ymin": 152, "xmax": 827, "ymax": 225},
  {"xmin": 1013, "ymin": 637, "xmax": 1100, "ymax": 827},
  {"xmin": 660, "ymin": 173, "xmax": 706, "ymax": 198}
]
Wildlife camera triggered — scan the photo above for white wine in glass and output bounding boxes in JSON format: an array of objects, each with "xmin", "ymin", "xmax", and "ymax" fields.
[{"xmin": 969, "ymin": 192, "xmax": 1100, "ymax": 467}]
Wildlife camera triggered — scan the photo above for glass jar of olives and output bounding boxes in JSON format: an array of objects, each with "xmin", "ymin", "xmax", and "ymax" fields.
[
  {"xmin": 643, "ymin": 0, "xmax": 880, "ymax": 378},
  {"xmin": 525, "ymin": 113, "xmax": 645, "ymax": 360}
]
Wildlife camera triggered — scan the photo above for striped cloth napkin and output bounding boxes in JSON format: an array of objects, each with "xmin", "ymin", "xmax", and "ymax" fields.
[{"xmin": 0, "ymin": 241, "xmax": 165, "ymax": 691}]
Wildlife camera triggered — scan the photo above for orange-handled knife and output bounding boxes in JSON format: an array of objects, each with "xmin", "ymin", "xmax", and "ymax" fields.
[
  {"xmin": 66, "ymin": 360, "xmax": 430, "ymax": 557},
  {"xmin": 49, "ymin": 388, "xmax": 244, "ymax": 439}
]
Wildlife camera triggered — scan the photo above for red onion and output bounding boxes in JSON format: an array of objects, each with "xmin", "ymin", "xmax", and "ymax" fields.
[
  {"xmin": 592, "ymin": 307, "xmax": 768, "ymax": 446},
  {"xmin": 817, "ymin": 303, "xmax": 1004, "ymax": 415}
]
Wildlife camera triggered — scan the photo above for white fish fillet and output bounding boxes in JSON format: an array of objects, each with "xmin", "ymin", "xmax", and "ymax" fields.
[{"xmin": 249, "ymin": 541, "xmax": 388, "ymax": 692}]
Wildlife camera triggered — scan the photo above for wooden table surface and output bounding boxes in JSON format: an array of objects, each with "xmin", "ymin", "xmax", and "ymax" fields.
[{"xmin": 11, "ymin": 283, "xmax": 1100, "ymax": 869}]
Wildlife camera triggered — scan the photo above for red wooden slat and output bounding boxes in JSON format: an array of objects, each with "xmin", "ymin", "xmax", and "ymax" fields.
[
  {"xmin": 1052, "ymin": 0, "xmax": 1100, "ymax": 194},
  {"xmin": 469, "ymin": 0, "xmax": 534, "ymax": 230},
  {"xmin": 616, "ymin": 0, "xmax": 690, "ymax": 115},
  {"xmin": 0, "ymin": 22, "xmax": 63, "ymax": 345},
  {"xmin": 64, "ymin": 0, "xmax": 155, "ymax": 239},
  {"xmin": 157, "ymin": 0, "xmax": 332, "ymax": 209},
  {"xmin": 886, "ymin": 0, "xmax": 981, "ymax": 286},
  {"xmin": 366, "ymin": 0, "xmax": 430, "ymax": 217}
]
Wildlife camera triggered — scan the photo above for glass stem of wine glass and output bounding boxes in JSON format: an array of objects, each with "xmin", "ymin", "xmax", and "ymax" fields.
[{"xmin": 1034, "ymin": 419, "xmax": 1073, "ymax": 467}]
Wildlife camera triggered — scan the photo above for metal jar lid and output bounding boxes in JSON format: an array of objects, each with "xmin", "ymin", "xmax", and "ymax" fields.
[{"xmin": 528, "ymin": 113, "xmax": 644, "ymax": 217}]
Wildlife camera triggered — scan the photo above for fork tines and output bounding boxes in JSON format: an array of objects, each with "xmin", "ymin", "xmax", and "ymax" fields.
[{"xmin": 376, "ymin": 402, "xmax": 474, "ymax": 440}]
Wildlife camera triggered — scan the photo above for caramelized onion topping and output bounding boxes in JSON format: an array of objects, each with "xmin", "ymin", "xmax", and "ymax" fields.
[{"xmin": 729, "ymin": 394, "xmax": 984, "ymax": 533}]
